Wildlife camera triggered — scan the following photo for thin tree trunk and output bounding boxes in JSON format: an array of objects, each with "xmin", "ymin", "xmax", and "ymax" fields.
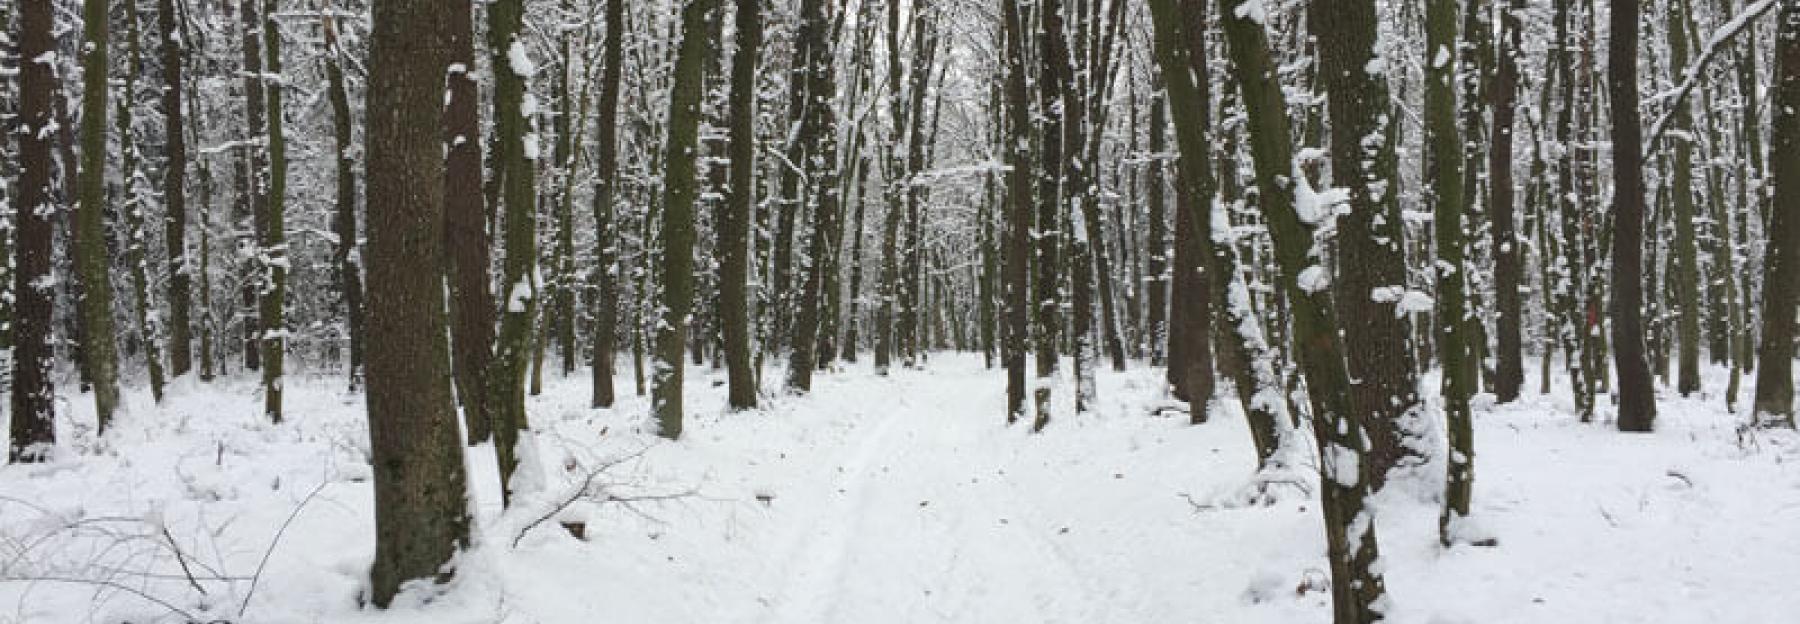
[
  {"xmin": 160, "ymin": 0, "xmax": 193, "ymax": 380},
  {"xmin": 1490, "ymin": 0, "xmax": 1525, "ymax": 403},
  {"xmin": 721, "ymin": 0, "xmax": 760, "ymax": 406},
  {"xmin": 590, "ymin": 0, "xmax": 625, "ymax": 408},
  {"xmin": 488, "ymin": 0, "xmax": 541, "ymax": 498},
  {"xmin": 444, "ymin": 0, "xmax": 490, "ymax": 434}
]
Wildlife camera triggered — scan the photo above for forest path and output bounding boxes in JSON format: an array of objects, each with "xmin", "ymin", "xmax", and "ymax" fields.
[{"xmin": 755, "ymin": 356, "xmax": 1159, "ymax": 624}]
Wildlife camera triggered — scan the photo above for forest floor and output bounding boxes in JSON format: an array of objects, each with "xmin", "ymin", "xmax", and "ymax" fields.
[{"xmin": 0, "ymin": 354, "xmax": 1796, "ymax": 623}]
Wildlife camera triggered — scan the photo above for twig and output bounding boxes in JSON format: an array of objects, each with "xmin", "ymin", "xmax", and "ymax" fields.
[
  {"xmin": 238, "ymin": 480, "xmax": 329, "ymax": 617},
  {"xmin": 0, "ymin": 576, "xmax": 198, "ymax": 621},
  {"xmin": 161, "ymin": 526, "xmax": 207, "ymax": 596}
]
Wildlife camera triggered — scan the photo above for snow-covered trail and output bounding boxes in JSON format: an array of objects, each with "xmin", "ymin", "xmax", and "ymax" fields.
[{"xmin": 753, "ymin": 359, "xmax": 1155, "ymax": 624}]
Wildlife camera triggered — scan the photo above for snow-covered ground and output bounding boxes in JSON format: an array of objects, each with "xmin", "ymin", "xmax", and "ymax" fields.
[{"xmin": 1, "ymin": 355, "xmax": 1795, "ymax": 623}]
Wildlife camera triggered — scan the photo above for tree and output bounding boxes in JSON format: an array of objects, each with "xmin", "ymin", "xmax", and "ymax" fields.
[
  {"xmin": 720, "ymin": 0, "xmax": 759, "ymax": 407},
  {"xmin": 259, "ymin": 0, "xmax": 289, "ymax": 422},
  {"xmin": 161, "ymin": 0, "xmax": 193, "ymax": 380},
  {"xmin": 1314, "ymin": 0, "xmax": 1423, "ymax": 490},
  {"xmin": 1033, "ymin": 0, "xmax": 1068, "ymax": 429},
  {"xmin": 445, "ymin": 0, "xmax": 492, "ymax": 434},
  {"xmin": 364, "ymin": 0, "xmax": 470, "ymax": 604},
  {"xmin": 488, "ymin": 0, "xmax": 540, "ymax": 494},
  {"xmin": 1427, "ymin": 0, "xmax": 1474, "ymax": 544},
  {"xmin": 653, "ymin": 0, "xmax": 721, "ymax": 439},
  {"xmin": 1611, "ymin": 0, "xmax": 1659, "ymax": 432},
  {"xmin": 1490, "ymin": 0, "xmax": 1525, "ymax": 403},
  {"xmin": 76, "ymin": 0, "xmax": 121, "ymax": 429},
  {"xmin": 1000, "ymin": 0, "xmax": 1033, "ymax": 422},
  {"xmin": 1205, "ymin": 0, "xmax": 1390, "ymax": 619},
  {"xmin": 1669, "ymin": 0, "xmax": 1703, "ymax": 396},
  {"xmin": 591, "ymin": 0, "xmax": 625, "ymax": 408},
  {"xmin": 787, "ymin": 0, "xmax": 845, "ymax": 392},
  {"xmin": 1753, "ymin": 0, "xmax": 1800, "ymax": 427},
  {"xmin": 11, "ymin": 0, "xmax": 56, "ymax": 462},
  {"xmin": 323, "ymin": 9, "xmax": 363, "ymax": 390},
  {"xmin": 119, "ymin": 0, "xmax": 168, "ymax": 403}
]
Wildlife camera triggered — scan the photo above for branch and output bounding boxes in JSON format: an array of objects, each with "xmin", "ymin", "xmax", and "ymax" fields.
[{"xmin": 1644, "ymin": 0, "xmax": 1778, "ymax": 156}]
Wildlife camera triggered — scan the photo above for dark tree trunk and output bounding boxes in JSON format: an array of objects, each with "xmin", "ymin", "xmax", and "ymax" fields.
[
  {"xmin": 1000, "ymin": 0, "xmax": 1033, "ymax": 423},
  {"xmin": 721, "ymin": 0, "xmax": 760, "ymax": 406},
  {"xmin": 1490, "ymin": 0, "xmax": 1524, "ymax": 403},
  {"xmin": 787, "ymin": 0, "xmax": 844, "ymax": 392},
  {"xmin": 444, "ymin": 0, "xmax": 490, "ymax": 435},
  {"xmin": 1610, "ymin": 0, "xmax": 1659, "ymax": 432},
  {"xmin": 364, "ymin": 0, "xmax": 471, "ymax": 606},
  {"xmin": 11, "ymin": 0, "xmax": 57, "ymax": 463},
  {"xmin": 1753, "ymin": 0, "xmax": 1800, "ymax": 427},
  {"xmin": 591, "ymin": 0, "xmax": 625, "ymax": 408},
  {"xmin": 160, "ymin": 0, "xmax": 193, "ymax": 380},
  {"xmin": 653, "ymin": 0, "xmax": 719, "ymax": 439},
  {"xmin": 1313, "ymin": 0, "xmax": 1422, "ymax": 490}
]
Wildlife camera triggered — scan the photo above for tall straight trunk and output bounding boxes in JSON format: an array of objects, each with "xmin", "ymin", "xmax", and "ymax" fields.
[
  {"xmin": 590, "ymin": 0, "xmax": 625, "ymax": 409},
  {"xmin": 844, "ymin": 154, "xmax": 872, "ymax": 363},
  {"xmin": 1753, "ymin": 0, "xmax": 1800, "ymax": 427},
  {"xmin": 1033, "ymin": 0, "xmax": 1069, "ymax": 430},
  {"xmin": 1000, "ymin": 0, "xmax": 1033, "ymax": 422},
  {"xmin": 1202, "ymin": 1, "xmax": 1390, "ymax": 619},
  {"xmin": 120, "ymin": 0, "xmax": 167, "ymax": 403},
  {"xmin": 488, "ymin": 0, "xmax": 539, "ymax": 496},
  {"xmin": 1314, "ymin": 0, "xmax": 1421, "ymax": 490},
  {"xmin": 1552, "ymin": 0, "xmax": 1593, "ymax": 419},
  {"xmin": 874, "ymin": 0, "xmax": 905, "ymax": 376},
  {"xmin": 1610, "ymin": 0, "xmax": 1658, "ymax": 431},
  {"xmin": 1071, "ymin": 237, "xmax": 1095, "ymax": 412},
  {"xmin": 1146, "ymin": 87, "xmax": 1169, "ymax": 368},
  {"xmin": 1669, "ymin": 0, "xmax": 1703, "ymax": 395},
  {"xmin": 721, "ymin": 0, "xmax": 760, "ymax": 406},
  {"xmin": 11, "ymin": 0, "xmax": 57, "ymax": 462},
  {"xmin": 978, "ymin": 171, "xmax": 998, "ymax": 368},
  {"xmin": 788, "ymin": 0, "xmax": 844, "ymax": 391},
  {"xmin": 364, "ymin": 0, "xmax": 470, "ymax": 605},
  {"xmin": 1426, "ymin": 0, "xmax": 1473, "ymax": 545},
  {"xmin": 238, "ymin": 0, "xmax": 263, "ymax": 374},
  {"xmin": 76, "ymin": 0, "xmax": 120, "ymax": 429},
  {"xmin": 260, "ymin": 0, "xmax": 288, "ymax": 422},
  {"xmin": 1490, "ymin": 0, "xmax": 1524, "ymax": 403},
  {"xmin": 160, "ymin": 0, "xmax": 192, "ymax": 379},
  {"xmin": 444, "ymin": 0, "xmax": 490, "ymax": 431},
  {"xmin": 653, "ymin": 0, "xmax": 719, "ymax": 439},
  {"xmin": 325, "ymin": 23, "xmax": 363, "ymax": 388},
  {"xmin": 551, "ymin": 2, "xmax": 579, "ymax": 379}
]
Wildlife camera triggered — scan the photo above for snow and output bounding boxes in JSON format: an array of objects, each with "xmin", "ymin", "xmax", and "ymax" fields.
[
  {"xmin": 507, "ymin": 41, "xmax": 537, "ymax": 79},
  {"xmin": 2, "ymin": 360, "xmax": 1797, "ymax": 622}
]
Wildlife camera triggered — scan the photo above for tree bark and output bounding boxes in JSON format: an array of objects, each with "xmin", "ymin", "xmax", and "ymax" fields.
[
  {"xmin": 11, "ymin": 0, "xmax": 57, "ymax": 462},
  {"xmin": 653, "ymin": 0, "xmax": 720, "ymax": 439},
  {"xmin": 76, "ymin": 0, "xmax": 121, "ymax": 429},
  {"xmin": 364, "ymin": 0, "xmax": 471, "ymax": 604},
  {"xmin": 1752, "ymin": 0, "xmax": 1800, "ymax": 427},
  {"xmin": 1611, "ymin": 0, "xmax": 1660, "ymax": 432}
]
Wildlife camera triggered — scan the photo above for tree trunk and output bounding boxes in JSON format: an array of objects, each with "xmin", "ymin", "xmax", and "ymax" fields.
[
  {"xmin": 1426, "ymin": 0, "xmax": 1473, "ymax": 545},
  {"xmin": 444, "ymin": 0, "xmax": 490, "ymax": 433},
  {"xmin": 721, "ymin": 0, "xmax": 760, "ymax": 406},
  {"xmin": 1490, "ymin": 0, "xmax": 1525, "ymax": 403},
  {"xmin": 364, "ymin": 0, "xmax": 471, "ymax": 604},
  {"xmin": 1000, "ymin": 0, "xmax": 1033, "ymax": 423},
  {"xmin": 260, "ymin": 0, "xmax": 289, "ymax": 423},
  {"xmin": 11, "ymin": 0, "xmax": 57, "ymax": 462},
  {"xmin": 590, "ymin": 0, "xmax": 625, "ymax": 408},
  {"xmin": 160, "ymin": 0, "xmax": 193, "ymax": 380},
  {"xmin": 787, "ymin": 0, "xmax": 844, "ymax": 392},
  {"xmin": 120, "ymin": 0, "xmax": 167, "ymax": 403},
  {"xmin": 488, "ymin": 0, "xmax": 540, "ymax": 497},
  {"xmin": 1314, "ymin": 0, "xmax": 1422, "ymax": 490},
  {"xmin": 1202, "ymin": 1, "xmax": 1391, "ymax": 619},
  {"xmin": 1753, "ymin": 0, "xmax": 1800, "ymax": 427},
  {"xmin": 653, "ymin": 0, "xmax": 719, "ymax": 439},
  {"xmin": 1610, "ymin": 0, "xmax": 1659, "ymax": 432},
  {"xmin": 76, "ymin": 0, "xmax": 121, "ymax": 430}
]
